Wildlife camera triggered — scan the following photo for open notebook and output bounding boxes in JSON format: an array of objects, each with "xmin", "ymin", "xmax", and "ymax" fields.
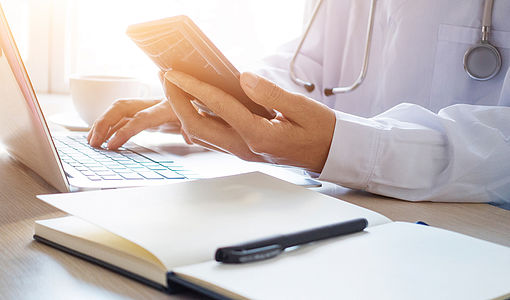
[{"xmin": 34, "ymin": 172, "xmax": 510, "ymax": 300}]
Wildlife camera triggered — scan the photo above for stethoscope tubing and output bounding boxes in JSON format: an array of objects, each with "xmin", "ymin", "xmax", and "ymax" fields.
[
  {"xmin": 291, "ymin": 0, "xmax": 502, "ymax": 96},
  {"xmin": 289, "ymin": 0, "xmax": 378, "ymax": 96}
]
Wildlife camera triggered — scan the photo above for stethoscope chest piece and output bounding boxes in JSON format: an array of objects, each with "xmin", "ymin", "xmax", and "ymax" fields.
[
  {"xmin": 463, "ymin": 0, "xmax": 501, "ymax": 81},
  {"xmin": 464, "ymin": 41, "xmax": 501, "ymax": 81}
]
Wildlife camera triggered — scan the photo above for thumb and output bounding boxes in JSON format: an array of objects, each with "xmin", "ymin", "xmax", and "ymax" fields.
[{"xmin": 240, "ymin": 72, "xmax": 308, "ymax": 121}]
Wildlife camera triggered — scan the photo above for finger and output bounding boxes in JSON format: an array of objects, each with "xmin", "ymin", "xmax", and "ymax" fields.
[
  {"xmin": 180, "ymin": 129, "xmax": 193, "ymax": 145},
  {"xmin": 186, "ymin": 127, "xmax": 264, "ymax": 162},
  {"xmin": 106, "ymin": 102, "xmax": 178, "ymax": 150},
  {"xmin": 105, "ymin": 117, "xmax": 130, "ymax": 141},
  {"xmin": 89, "ymin": 110, "xmax": 127, "ymax": 147},
  {"xmin": 106, "ymin": 103, "xmax": 177, "ymax": 144},
  {"xmin": 156, "ymin": 97, "xmax": 180, "ymax": 123},
  {"xmin": 158, "ymin": 70, "xmax": 165, "ymax": 84},
  {"xmin": 88, "ymin": 99, "xmax": 161, "ymax": 147},
  {"xmin": 164, "ymin": 70, "xmax": 257, "ymax": 135},
  {"xmin": 164, "ymin": 79, "xmax": 263, "ymax": 162},
  {"xmin": 156, "ymin": 122, "xmax": 182, "ymax": 134},
  {"xmin": 87, "ymin": 126, "xmax": 94, "ymax": 142},
  {"xmin": 163, "ymin": 78, "xmax": 204, "ymax": 129},
  {"xmin": 240, "ymin": 72, "xmax": 318, "ymax": 124},
  {"xmin": 106, "ymin": 117, "xmax": 150, "ymax": 150},
  {"xmin": 186, "ymin": 135, "xmax": 228, "ymax": 154},
  {"xmin": 164, "ymin": 80, "xmax": 231, "ymax": 141},
  {"xmin": 180, "ymin": 128, "xmax": 230, "ymax": 155}
]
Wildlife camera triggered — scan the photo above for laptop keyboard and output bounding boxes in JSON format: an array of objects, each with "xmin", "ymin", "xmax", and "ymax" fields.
[{"xmin": 53, "ymin": 135, "xmax": 193, "ymax": 181}]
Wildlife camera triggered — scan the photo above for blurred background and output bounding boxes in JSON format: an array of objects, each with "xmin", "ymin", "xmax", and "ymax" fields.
[{"xmin": 1, "ymin": 0, "xmax": 306, "ymax": 96}]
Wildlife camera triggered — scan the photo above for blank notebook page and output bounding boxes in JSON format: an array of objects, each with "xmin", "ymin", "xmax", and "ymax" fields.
[{"xmin": 173, "ymin": 222, "xmax": 510, "ymax": 300}]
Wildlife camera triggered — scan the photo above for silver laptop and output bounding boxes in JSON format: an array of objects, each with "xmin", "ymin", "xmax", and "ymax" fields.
[{"xmin": 0, "ymin": 5, "xmax": 321, "ymax": 192}]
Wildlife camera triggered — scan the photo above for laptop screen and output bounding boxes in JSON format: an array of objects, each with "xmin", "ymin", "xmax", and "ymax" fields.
[{"xmin": 0, "ymin": 4, "xmax": 69, "ymax": 192}]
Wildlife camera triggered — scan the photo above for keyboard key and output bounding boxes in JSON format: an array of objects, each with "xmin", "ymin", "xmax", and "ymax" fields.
[
  {"xmin": 100, "ymin": 174, "xmax": 123, "ymax": 180},
  {"xmin": 147, "ymin": 165, "xmax": 168, "ymax": 171},
  {"xmin": 81, "ymin": 161, "xmax": 101, "ymax": 166},
  {"xmin": 94, "ymin": 170, "xmax": 117, "ymax": 176},
  {"xmin": 80, "ymin": 170, "xmax": 95, "ymax": 176},
  {"xmin": 124, "ymin": 155, "xmax": 152, "ymax": 163},
  {"xmin": 104, "ymin": 153, "xmax": 125, "ymax": 159},
  {"xmin": 88, "ymin": 166, "xmax": 109, "ymax": 171},
  {"xmin": 124, "ymin": 164, "xmax": 145, "ymax": 169},
  {"xmin": 176, "ymin": 171, "xmax": 197, "ymax": 176},
  {"xmin": 112, "ymin": 158, "xmax": 132, "ymax": 162},
  {"xmin": 87, "ymin": 175, "xmax": 102, "ymax": 181},
  {"xmin": 118, "ymin": 161, "xmax": 140, "ymax": 166},
  {"xmin": 96, "ymin": 158, "xmax": 114, "ymax": 163},
  {"xmin": 130, "ymin": 167, "xmax": 151, "ymax": 172},
  {"xmin": 156, "ymin": 170, "xmax": 186, "ymax": 179},
  {"xmin": 105, "ymin": 164, "xmax": 127, "ymax": 169},
  {"xmin": 161, "ymin": 164, "xmax": 186, "ymax": 170},
  {"xmin": 119, "ymin": 172, "xmax": 144, "ymax": 180},
  {"xmin": 138, "ymin": 171, "xmax": 164, "ymax": 179}
]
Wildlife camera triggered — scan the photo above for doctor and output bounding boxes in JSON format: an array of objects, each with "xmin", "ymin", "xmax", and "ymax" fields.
[{"xmin": 88, "ymin": 0, "xmax": 510, "ymax": 207}]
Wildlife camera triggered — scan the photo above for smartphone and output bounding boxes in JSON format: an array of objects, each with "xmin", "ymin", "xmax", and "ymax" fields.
[{"xmin": 126, "ymin": 15, "xmax": 274, "ymax": 119}]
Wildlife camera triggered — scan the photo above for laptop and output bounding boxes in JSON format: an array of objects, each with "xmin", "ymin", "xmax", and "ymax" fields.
[{"xmin": 0, "ymin": 5, "xmax": 320, "ymax": 192}]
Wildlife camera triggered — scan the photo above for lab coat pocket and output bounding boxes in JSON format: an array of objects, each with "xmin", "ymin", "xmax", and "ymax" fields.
[{"xmin": 430, "ymin": 24, "xmax": 510, "ymax": 112}]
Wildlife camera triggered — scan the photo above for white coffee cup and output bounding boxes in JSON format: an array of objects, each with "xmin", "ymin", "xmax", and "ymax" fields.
[{"xmin": 69, "ymin": 75, "xmax": 150, "ymax": 126}]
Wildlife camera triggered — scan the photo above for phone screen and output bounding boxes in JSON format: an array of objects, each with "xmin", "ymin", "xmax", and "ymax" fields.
[{"xmin": 126, "ymin": 16, "xmax": 274, "ymax": 119}]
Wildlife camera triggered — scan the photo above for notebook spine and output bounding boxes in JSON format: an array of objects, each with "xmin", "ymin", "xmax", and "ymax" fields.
[
  {"xmin": 167, "ymin": 272, "xmax": 232, "ymax": 300},
  {"xmin": 33, "ymin": 235, "xmax": 174, "ymax": 294}
]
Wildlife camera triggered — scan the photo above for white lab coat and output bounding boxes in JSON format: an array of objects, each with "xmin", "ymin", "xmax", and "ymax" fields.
[{"xmin": 256, "ymin": 0, "xmax": 510, "ymax": 207}]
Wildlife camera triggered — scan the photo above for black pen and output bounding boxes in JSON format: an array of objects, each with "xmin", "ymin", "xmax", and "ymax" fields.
[{"xmin": 215, "ymin": 218, "xmax": 368, "ymax": 264}]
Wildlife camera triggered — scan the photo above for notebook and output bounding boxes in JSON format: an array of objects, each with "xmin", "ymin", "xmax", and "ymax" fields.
[{"xmin": 34, "ymin": 172, "xmax": 510, "ymax": 300}]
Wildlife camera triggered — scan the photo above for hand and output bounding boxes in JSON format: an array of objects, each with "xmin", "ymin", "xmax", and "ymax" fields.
[
  {"xmin": 87, "ymin": 98, "xmax": 180, "ymax": 149},
  {"xmin": 163, "ymin": 70, "xmax": 336, "ymax": 173}
]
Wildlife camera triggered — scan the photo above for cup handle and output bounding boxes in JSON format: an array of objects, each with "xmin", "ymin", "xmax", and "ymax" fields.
[{"xmin": 140, "ymin": 83, "xmax": 151, "ymax": 98}]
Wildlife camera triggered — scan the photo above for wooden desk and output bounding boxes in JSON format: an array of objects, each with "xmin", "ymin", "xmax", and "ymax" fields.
[{"xmin": 1, "ymin": 94, "xmax": 509, "ymax": 299}]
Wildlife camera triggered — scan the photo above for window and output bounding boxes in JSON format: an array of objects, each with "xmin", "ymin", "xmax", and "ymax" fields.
[
  {"xmin": 3, "ymin": 0, "xmax": 306, "ymax": 94},
  {"xmin": 2, "ymin": 0, "xmax": 49, "ymax": 92}
]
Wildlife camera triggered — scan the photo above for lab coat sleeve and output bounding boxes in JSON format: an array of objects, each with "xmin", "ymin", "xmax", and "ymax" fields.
[{"xmin": 319, "ymin": 103, "xmax": 510, "ymax": 207}]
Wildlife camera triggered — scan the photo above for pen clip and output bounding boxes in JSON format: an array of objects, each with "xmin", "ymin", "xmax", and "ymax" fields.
[{"xmin": 215, "ymin": 244, "xmax": 284, "ymax": 264}]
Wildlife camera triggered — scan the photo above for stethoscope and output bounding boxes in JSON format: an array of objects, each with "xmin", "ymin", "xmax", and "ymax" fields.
[{"xmin": 290, "ymin": 0, "xmax": 502, "ymax": 96}]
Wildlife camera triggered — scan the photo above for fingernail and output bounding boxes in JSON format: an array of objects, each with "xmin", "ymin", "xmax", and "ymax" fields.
[{"xmin": 242, "ymin": 72, "xmax": 259, "ymax": 90}]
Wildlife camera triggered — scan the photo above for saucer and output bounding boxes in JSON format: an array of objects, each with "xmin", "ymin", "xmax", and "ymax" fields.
[{"xmin": 48, "ymin": 112, "xmax": 90, "ymax": 131}]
